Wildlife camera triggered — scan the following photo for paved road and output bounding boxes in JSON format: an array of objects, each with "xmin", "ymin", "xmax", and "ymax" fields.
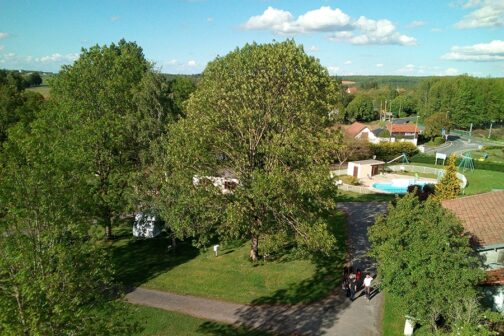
[
  {"xmin": 424, "ymin": 137, "xmax": 480, "ymax": 156},
  {"xmin": 126, "ymin": 202, "xmax": 388, "ymax": 336}
]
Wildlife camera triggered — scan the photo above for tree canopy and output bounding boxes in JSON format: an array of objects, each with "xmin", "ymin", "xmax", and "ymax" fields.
[
  {"xmin": 346, "ymin": 94, "xmax": 376, "ymax": 122},
  {"xmin": 155, "ymin": 40, "xmax": 341, "ymax": 260}
]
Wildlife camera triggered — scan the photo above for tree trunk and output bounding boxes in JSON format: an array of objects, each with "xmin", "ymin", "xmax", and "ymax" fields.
[
  {"xmin": 171, "ymin": 236, "xmax": 177, "ymax": 249},
  {"xmin": 104, "ymin": 211, "xmax": 113, "ymax": 240},
  {"xmin": 250, "ymin": 235, "xmax": 259, "ymax": 261}
]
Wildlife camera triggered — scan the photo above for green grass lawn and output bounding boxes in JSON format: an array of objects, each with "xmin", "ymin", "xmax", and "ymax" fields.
[
  {"xmin": 336, "ymin": 190, "xmax": 396, "ymax": 202},
  {"xmin": 110, "ymin": 212, "xmax": 346, "ymax": 305},
  {"xmin": 382, "ymin": 292, "xmax": 404, "ymax": 336},
  {"xmin": 402, "ymin": 162, "xmax": 504, "ymax": 195},
  {"xmin": 470, "ymin": 147, "xmax": 504, "ymax": 164},
  {"xmin": 129, "ymin": 304, "xmax": 271, "ymax": 336}
]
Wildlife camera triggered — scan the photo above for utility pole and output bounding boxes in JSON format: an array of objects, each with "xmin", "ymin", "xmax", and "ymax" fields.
[
  {"xmin": 489, "ymin": 121, "xmax": 494, "ymax": 139},
  {"xmin": 469, "ymin": 123, "xmax": 473, "ymax": 142}
]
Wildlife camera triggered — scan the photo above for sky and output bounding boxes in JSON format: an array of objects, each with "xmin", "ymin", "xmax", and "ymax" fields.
[{"xmin": 0, "ymin": 0, "xmax": 503, "ymax": 76}]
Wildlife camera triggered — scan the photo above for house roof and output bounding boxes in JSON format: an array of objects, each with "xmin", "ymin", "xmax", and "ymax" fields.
[
  {"xmin": 482, "ymin": 268, "xmax": 504, "ymax": 286},
  {"xmin": 344, "ymin": 122, "xmax": 368, "ymax": 138},
  {"xmin": 441, "ymin": 190, "xmax": 504, "ymax": 248},
  {"xmin": 386, "ymin": 123, "xmax": 419, "ymax": 133},
  {"xmin": 346, "ymin": 87, "xmax": 358, "ymax": 95},
  {"xmin": 350, "ymin": 159, "xmax": 385, "ymax": 165}
]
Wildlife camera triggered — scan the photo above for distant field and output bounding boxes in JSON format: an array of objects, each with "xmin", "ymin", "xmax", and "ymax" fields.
[{"xmin": 27, "ymin": 85, "xmax": 51, "ymax": 99}]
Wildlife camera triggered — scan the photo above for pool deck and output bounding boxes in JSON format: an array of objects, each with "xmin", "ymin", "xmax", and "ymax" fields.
[{"xmin": 358, "ymin": 173, "xmax": 438, "ymax": 193}]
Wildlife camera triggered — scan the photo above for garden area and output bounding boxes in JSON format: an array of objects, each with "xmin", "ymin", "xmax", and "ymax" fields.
[{"xmin": 110, "ymin": 211, "xmax": 347, "ymax": 306}]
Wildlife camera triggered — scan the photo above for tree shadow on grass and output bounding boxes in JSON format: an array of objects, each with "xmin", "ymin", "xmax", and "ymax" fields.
[
  {"xmin": 108, "ymin": 223, "xmax": 199, "ymax": 291},
  {"xmin": 229, "ymin": 211, "xmax": 353, "ymax": 335}
]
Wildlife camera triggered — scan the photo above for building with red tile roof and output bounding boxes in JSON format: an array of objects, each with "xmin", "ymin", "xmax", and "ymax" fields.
[
  {"xmin": 442, "ymin": 190, "xmax": 504, "ymax": 311},
  {"xmin": 386, "ymin": 123, "xmax": 420, "ymax": 135}
]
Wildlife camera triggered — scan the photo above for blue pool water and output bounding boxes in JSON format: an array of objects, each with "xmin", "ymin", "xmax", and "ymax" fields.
[{"xmin": 372, "ymin": 181, "xmax": 430, "ymax": 194}]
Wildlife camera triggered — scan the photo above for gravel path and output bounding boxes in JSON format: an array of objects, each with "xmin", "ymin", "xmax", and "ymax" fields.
[{"xmin": 126, "ymin": 202, "xmax": 388, "ymax": 335}]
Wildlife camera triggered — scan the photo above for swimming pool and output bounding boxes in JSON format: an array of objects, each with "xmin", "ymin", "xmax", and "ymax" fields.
[{"xmin": 372, "ymin": 179, "xmax": 432, "ymax": 194}]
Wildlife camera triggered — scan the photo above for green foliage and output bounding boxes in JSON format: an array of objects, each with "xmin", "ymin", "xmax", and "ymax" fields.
[
  {"xmin": 41, "ymin": 39, "xmax": 176, "ymax": 238},
  {"xmin": 390, "ymin": 94, "xmax": 418, "ymax": 117},
  {"xmin": 0, "ymin": 131, "xmax": 137, "ymax": 335},
  {"xmin": 435, "ymin": 155, "xmax": 461, "ymax": 200},
  {"xmin": 346, "ymin": 94, "xmax": 376, "ymax": 121},
  {"xmin": 25, "ymin": 72, "xmax": 43, "ymax": 87},
  {"xmin": 378, "ymin": 129, "xmax": 390, "ymax": 138},
  {"xmin": 0, "ymin": 80, "xmax": 44, "ymax": 143},
  {"xmin": 370, "ymin": 142, "xmax": 418, "ymax": 161},
  {"xmin": 341, "ymin": 75, "xmax": 428, "ymax": 89},
  {"xmin": 369, "ymin": 194, "xmax": 485, "ymax": 332},
  {"xmin": 424, "ymin": 112, "xmax": 451, "ymax": 138},
  {"xmin": 155, "ymin": 40, "xmax": 341, "ymax": 260},
  {"xmin": 416, "ymin": 76, "xmax": 504, "ymax": 128}
]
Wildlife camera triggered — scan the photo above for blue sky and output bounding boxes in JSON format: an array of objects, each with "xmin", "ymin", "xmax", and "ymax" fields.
[{"xmin": 1, "ymin": 0, "xmax": 503, "ymax": 76}]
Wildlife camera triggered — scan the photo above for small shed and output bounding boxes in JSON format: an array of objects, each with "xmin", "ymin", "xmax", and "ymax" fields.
[
  {"xmin": 133, "ymin": 211, "xmax": 163, "ymax": 238},
  {"xmin": 347, "ymin": 159, "xmax": 385, "ymax": 178}
]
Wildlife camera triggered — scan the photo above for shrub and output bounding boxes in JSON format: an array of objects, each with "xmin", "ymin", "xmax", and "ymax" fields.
[
  {"xmin": 370, "ymin": 142, "xmax": 418, "ymax": 161},
  {"xmin": 349, "ymin": 176, "xmax": 360, "ymax": 185},
  {"xmin": 378, "ymin": 129, "xmax": 390, "ymax": 138}
]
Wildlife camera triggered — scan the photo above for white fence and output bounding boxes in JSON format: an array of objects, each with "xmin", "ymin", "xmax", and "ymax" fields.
[{"xmin": 330, "ymin": 168, "xmax": 347, "ymax": 177}]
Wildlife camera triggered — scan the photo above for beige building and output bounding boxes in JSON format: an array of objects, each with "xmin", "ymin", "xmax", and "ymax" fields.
[{"xmin": 347, "ymin": 159, "xmax": 385, "ymax": 178}]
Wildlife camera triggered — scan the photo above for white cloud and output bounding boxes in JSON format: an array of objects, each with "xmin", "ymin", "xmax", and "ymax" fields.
[
  {"xmin": 243, "ymin": 6, "xmax": 416, "ymax": 46},
  {"xmin": 295, "ymin": 6, "xmax": 351, "ymax": 32},
  {"xmin": 350, "ymin": 17, "xmax": 416, "ymax": 45},
  {"xmin": 455, "ymin": 0, "xmax": 504, "ymax": 28},
  {"xmin": 207, "ymin": 17, "xmax": 213, "ymax": 23},
  {"xmin": 165, "ymin": 59, "xmax": 178, "ymax": 65},
  {"xmin": 187, "ymin": 60, "xmax": 197, "ymax": 67},
  {"xmin": 442, "ymin": 40, "xmax": 504, "ymax": 61},
  {"xmin": 376, "ymin": 63, "xmax": 384, "ymax": 67},
  {"xmin": 407, "ymin": 20, "xmax": 426, "ymax": 28},
  {"xmin": 444, "ymin": 67, "xmax": 459, "ymax": 75},
  {"xmin": 431, "ymin": 28, "xmax": 443, "ymax": 32},
  {"xmin": 243, "ymin": 7, "xmax": 294, "ymax": 32},
  {"xmin": 243, "ymin": 6, "xmax": 351, "ymax": 34},
  {"xmin": 308, "ymin": 45, "xmax": 319, "ymax": 52},
  {"xmin": 0, "ymin": 32, "xmax": 9, "ymax": 40},
  {"xmin": 344, "ymin": 60, "xmax": 352, "ymax": 64},
  {"xmin": 327, "ymin": 65, "xmax": 340, "ymax": 75},
  {"xmin": 328, "ymin": 31, "xmax": 354, "ymax": 41},
  {"xmin": 35, "ymin": 53, "xmax": 79, "ymax": 63},
  {"xmin": 0, "ymin": 45, "xmax": 4, "ymax": 51},
  {"xmin": 111, "ymin": 16, "xmax": 120, "ymax": 22}
]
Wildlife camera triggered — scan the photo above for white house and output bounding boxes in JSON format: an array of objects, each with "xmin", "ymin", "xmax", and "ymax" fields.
[{"xmin": 344, "ymin": 122, "xmax": 380, "ymax": 144}]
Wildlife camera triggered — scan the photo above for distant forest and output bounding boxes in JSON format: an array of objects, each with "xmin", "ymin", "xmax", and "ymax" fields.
[{"xmin": 339, "ymin": 75, "xmax": 432, "ymax": 89}]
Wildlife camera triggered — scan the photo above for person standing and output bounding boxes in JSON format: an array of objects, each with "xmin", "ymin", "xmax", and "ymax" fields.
[
  {"xmin": 349, "ymin": 273, "xmax": 356, "ymax": 301},
  {"xmin": 364, "ymin": 274, "xmax": 373, "ymax": 301}
]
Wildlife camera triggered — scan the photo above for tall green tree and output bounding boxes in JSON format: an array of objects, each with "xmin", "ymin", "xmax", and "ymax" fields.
[
  {"xmin": 435, "ymin": 155, "xmax": 461, "ymax": 200},
  {"xmin": 48, "ymin": 40, "xmax": 174, "ymax": 238},
  {"xmin": 156, "ymin": 40, "xmax": 341, "ymax": 260},
  {"xmin": 369, "ymin": 194, "xmax": 484, "ymax": 332},
  {"xmin": 346, "ymin": 94, "xmax": 376, "ymax": 121},
  {"xmin": 424, "ymin": 111, "xmax": 451, "ymax": 138},
  {"xmin": 0, "ymin": 121, "xmax": 136, "ymax": 335}
]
